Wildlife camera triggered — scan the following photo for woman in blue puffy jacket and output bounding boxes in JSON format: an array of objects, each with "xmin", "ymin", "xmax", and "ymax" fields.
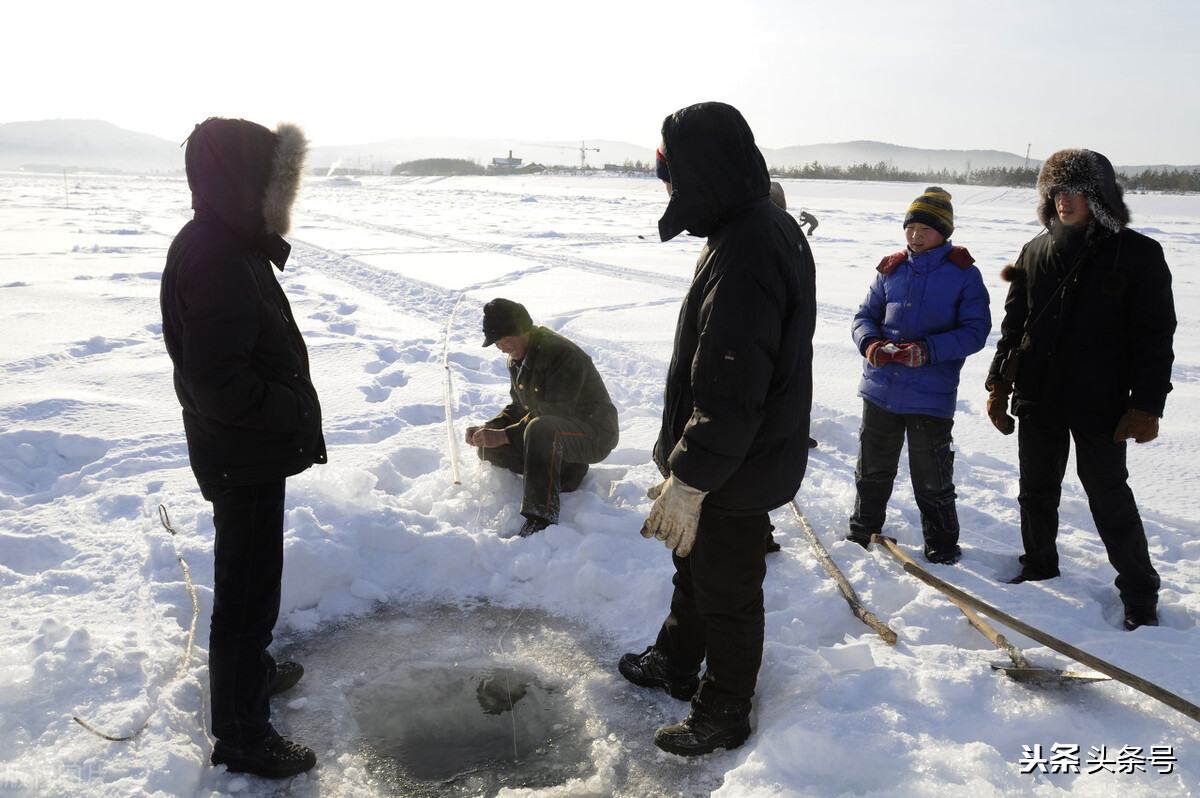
[{"xmin": 847, "ymin": 187, "xmax": 991, "ymax": 563}]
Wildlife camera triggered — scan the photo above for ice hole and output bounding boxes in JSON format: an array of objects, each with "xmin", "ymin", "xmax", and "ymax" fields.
[
  {"xmin": 353, "ymin": 659, "xmax": 588, "ymax": 787},
  {"xmin": 278, "ymin": 602, "xmax": 595, "ymax": 795},
  {"xmin": 277, "ymin": 601, "xmax": 726, "ymax": 796}
]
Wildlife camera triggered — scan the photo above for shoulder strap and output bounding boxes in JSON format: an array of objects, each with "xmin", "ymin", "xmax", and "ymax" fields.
[{"xmin": 1021, "ymin": 258, "xmax": 1084, "ymax": 343}]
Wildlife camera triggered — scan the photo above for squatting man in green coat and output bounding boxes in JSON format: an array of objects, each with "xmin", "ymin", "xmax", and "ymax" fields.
[{"xmin": 466, "ymin": 298, "xmax": 619, "ymax": 537}]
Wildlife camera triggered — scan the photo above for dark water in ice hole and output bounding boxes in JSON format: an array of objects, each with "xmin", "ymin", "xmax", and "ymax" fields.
[
  {"xmin": 275, "ymin": 600, "xmax": 728, "ymax": 797},
  {"xmin": 352, "ymin": 660, "xmax": 590, "ymax": 788}
]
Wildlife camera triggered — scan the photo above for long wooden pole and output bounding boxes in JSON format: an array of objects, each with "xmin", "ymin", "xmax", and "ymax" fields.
[
  {"xmin": 790, "ymin": 502, "xmax": 897, "ymax": 645},
  {"xmin": 875, "ymin": 536, "xmax": 1029, "ymax": 668},
  {"xmin": 875, "ymin": 537, "xmax": 1200, "ymax": 725}
]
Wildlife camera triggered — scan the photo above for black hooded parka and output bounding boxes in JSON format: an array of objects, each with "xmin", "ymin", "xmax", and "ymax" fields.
[
  {"xmin": 654, "ymin": 102, "xmax": 816, "ymax": 514},
  {"xmin": 160, "ymin": 118, "xmax": 326, "ymax": 485},
  {"xmin": 987, "ymin": 149, "xmax": 1175, "ymax": 432}
]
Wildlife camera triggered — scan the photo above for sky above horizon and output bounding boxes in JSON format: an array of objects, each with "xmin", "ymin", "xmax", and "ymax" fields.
[{"xmin": 5, "ymin": 0, "xmax": 1198, "ymax": 164}]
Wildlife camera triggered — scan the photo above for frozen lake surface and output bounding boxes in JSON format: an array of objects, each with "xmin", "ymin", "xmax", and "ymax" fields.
[{"xmin": 2, "ymin": 170, "xmax": 1199, "ymax": 796}]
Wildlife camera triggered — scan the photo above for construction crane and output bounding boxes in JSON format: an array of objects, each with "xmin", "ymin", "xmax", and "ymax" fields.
[
  {"xmin": 522, "ymin": 141, "xmax": 601, "ymax": 170},
  {"xmin": 576, "ymin": 141, "xmax": 599, "ymax": 170}
]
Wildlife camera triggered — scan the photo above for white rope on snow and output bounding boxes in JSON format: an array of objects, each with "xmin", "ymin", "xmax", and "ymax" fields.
[{"xmin": 72, "ymin": 504, "xmax": 201, "ymax": 741}]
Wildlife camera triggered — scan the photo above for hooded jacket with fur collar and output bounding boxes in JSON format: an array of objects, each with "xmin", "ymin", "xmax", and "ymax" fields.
[{"xmin": 161, "ymin": 118, "xmax": 327, "ymax": 485}]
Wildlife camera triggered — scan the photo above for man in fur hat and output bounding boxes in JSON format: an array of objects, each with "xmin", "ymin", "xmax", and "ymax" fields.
[
  {"xmin": 161, "ymin": 118, "xmax": 323, "ymax": 776},
  {"xmin": 985, "ymin": 148, "xmax": 1176, "ymax": 631}
]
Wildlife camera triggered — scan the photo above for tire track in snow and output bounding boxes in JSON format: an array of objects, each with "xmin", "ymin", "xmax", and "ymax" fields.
[{"xmin": 299, "ymin": 209, "xmax": 692, "ymax": 293}]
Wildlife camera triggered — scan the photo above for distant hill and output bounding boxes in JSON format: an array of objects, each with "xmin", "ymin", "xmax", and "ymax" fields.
[
  {"xmin": 2, "ymin": 120, "xmax": 1193, "ymax": 177},
  {"xmin": 309, "ymin": 138, "xmax": 1038, "ymax": 174},
  {"xmin": 0, "ymin": 120, "xmax": 183, "ymax": 173},
  {"xmin": 762, "ymin": 140, "xmax": 1038, "ymax": 173}
]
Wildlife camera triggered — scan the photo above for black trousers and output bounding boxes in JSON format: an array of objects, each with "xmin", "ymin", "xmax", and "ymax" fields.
[
  {"xmin": 199, "ymin": 478, "xmax": 286, "ymax": 757},
  {"xmin": 1017, "ymin": 415, "xmax": 1159, "ymax": 605},
  {"xmin": 480, "ymin": 414, "xmax": 616, "ymax": 523},
  {"xmin": 653, "ymin": 507, "xmax": 770, "ymax": 707},
  {"xmin": 849, "ymin": 399, "xmax": 959, "ymax": 554}
]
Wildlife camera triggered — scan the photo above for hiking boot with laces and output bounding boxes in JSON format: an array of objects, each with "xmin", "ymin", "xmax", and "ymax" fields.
[
  {"xmin": 654, "ymin": 696, "xmax": 752, "ymax": 757},
  {"xmin": 618, "ymin": 646, "xmax": 699, "ymax": 701},
  {"xmin": 212, "ymin": 737, "xmax": 316, "ymax": 778},
  {"xmin": 268, "ymin": 661, "xmax": 304, "ymax": 696}
]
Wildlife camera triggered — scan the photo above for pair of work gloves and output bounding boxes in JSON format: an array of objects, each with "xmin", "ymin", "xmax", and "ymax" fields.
[
  {"xmin": 985, "ymin": 380, "xmax": 1159, "ymax": 443},
  {"xmin": 640, "ymin": 474, "xmax": 707, "ymax": 557},
  {"xmin": 865, "ymin": 339, "xmax": 927, "ymax": 368}
]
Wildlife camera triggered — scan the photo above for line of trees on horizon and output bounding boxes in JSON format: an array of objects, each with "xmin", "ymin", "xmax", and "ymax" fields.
[
  {"xmin": 614, "ymin": 158, "xmax": 1199, "ymax": 193},
  {"xmin": 327, "ymin": 155, "xmax": 1200, "ymax": 193},
  {"xmin": 390, "ymin": 158, "xmax": 485, "ymax": 177}
]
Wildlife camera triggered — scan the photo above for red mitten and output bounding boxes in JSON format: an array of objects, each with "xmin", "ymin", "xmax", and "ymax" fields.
[
  {"xmin": 865, "ymin": 340, "xmax": 895, "ymax": 367},
  {"xmin": 892, "ymin": 342, "xmax": 927, "ymax": 367}
]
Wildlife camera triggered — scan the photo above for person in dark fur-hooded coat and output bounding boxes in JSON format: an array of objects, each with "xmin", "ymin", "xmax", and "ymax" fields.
[
  {"xmin": 984, "ymin": 148, "xmax": 1175, "ymax": 630},
  {"xmin": 162, "ymin": 118, "xmax": 325, "ymax": 484},
  {"xmin": 159, "ymin": 117, "xmax": 323, "ymax": 776}
]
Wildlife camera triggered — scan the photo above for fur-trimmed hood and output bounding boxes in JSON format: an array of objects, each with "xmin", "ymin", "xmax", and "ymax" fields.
[
  {"xmin": 1036, "ymin": 148, "xmax": 1129, "ymax": 233},
  {"xmin": 184, "ymin": 117, "xmax": 308, "ymax": 258}
]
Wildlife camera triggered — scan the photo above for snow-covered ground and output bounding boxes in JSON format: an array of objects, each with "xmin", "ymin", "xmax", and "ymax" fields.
[{"xmin": 2, "ymin": 170, "xmax": 1199, "ymax": 797}]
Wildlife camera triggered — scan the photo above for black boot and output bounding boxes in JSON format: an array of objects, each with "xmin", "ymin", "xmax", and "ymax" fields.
[
  {"xmin": 924, "ymin": 543, "xmax": 961, "ymax": 565},
  {"xmin": 211, "ymin": 737, "xmax": 316, "ymax": 778},
  {"xmin": 1006, "ymin": 566, "xmax": 1059, "ymax": 584},
  {"xmin": 1123, "ymin": 602, "xmax": 1159, "ymax": 631},
  {"xmin": 654, "ymin": 694, "xmax": 752, "ymax": 757},
  {"xmin": 618, "ymin": 646, "xmax": 699, "ymax": 701},
  {"xmin": 844, "ymin": 531, "xmax": 871, "ymax": 549},
  {"xmin": 518, "ymin": 516, "xmax": 550, "ymax": 537},
  {"xmin": 268, "ymin": 661, "xmax": 304, "ymax": 696}
]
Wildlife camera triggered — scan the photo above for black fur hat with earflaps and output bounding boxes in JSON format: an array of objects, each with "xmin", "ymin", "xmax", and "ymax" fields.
[{"xmin": 1036, "ymin": 148, "xmax": 1130, "ymax": 233}]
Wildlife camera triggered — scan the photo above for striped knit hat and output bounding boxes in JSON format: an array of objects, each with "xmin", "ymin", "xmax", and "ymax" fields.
[{"xmin": 903, "ymin": 186, "xmax": 954, "ymax": 239}]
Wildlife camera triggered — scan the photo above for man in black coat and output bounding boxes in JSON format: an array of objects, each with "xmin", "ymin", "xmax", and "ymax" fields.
[
  {"xmin": 619, "ymin": 102, "xmax": 816, "ymax": 756},
  {"xmin": 160, "ymin": 117, "xmax": 325, "ymax": 777},
  {"xmin": 466, "ymin": 298, "xmax": 619, "ymax": 537},
  {"xmin": 986, "ymin": 148, "xmax": 1176, "ymax": 631}
]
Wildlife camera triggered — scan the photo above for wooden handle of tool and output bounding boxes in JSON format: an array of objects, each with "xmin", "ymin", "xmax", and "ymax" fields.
[
  {"xmin": 873, "ymin": 536, "xmax": 1029, "ymax": 668},
  {"xmin": 888, "ymin": 548, "xmax": 1200, "ymax": 725},
  {"xmin": 792, "ymin": 503, "xmax": 898, "ymax": 645}
]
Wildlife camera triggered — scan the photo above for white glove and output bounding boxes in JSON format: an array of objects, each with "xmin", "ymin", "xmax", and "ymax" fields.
[{"xmin": 640, "ymin": 474, "xmax": 707, "ymax": 557}]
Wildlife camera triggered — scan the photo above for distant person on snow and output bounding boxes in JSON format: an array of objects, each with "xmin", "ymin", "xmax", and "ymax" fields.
[
  {"xmin": 846, "ymin": 187, "xmax": 991, "ymax": 564},
  {"xmin": 160, "ymin": 117, "xmax": 322, "ymax": 778},
  {"xmin": 465, "ymin": 298, "xmax": 619, "ymax": 537},
  {"xmin": 986, "ymin": 149, "xmax": 1176, "ymax": 631},
  {"xmin": 620, "ymin": 102, "xmax": 816, "ymax": 757},
  {"xmin": 799, "ymin": 210, "xmax": 819, "ymax": 236},
  {"xmin": 770, "ymin": 180, "xmax": 819, "ymax": 236}
]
